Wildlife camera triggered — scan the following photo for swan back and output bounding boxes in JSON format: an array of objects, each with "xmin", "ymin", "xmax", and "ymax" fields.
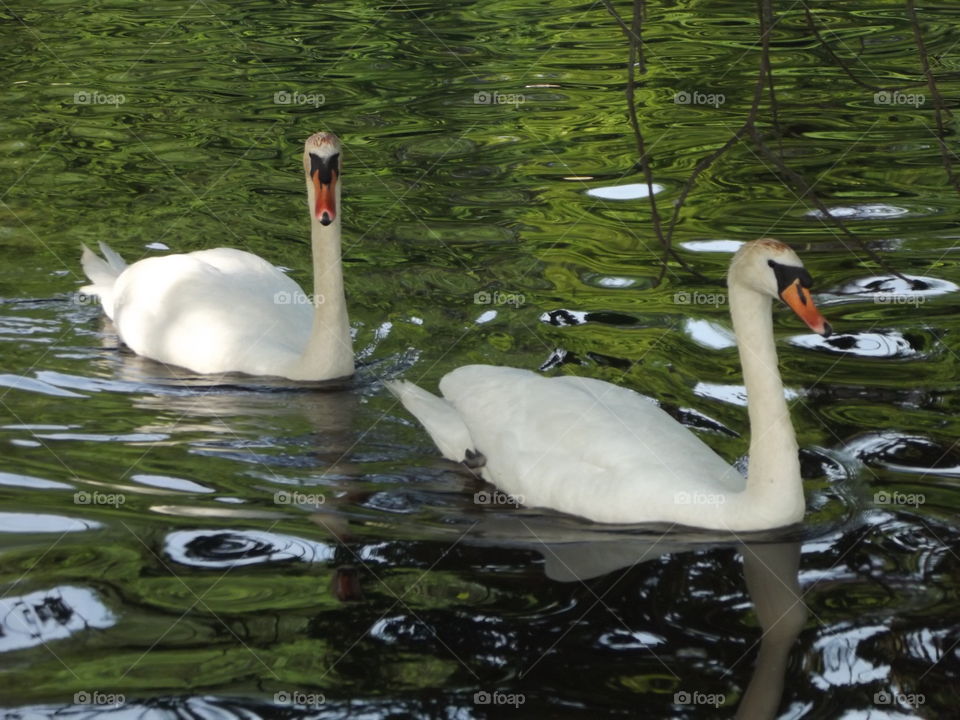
[{"xmin": 438, "ymin": 366, "xmax": 744, "ymax": 524}]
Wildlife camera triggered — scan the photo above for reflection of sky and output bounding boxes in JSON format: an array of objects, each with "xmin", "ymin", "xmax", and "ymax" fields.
[
  {"xmin": 0, "ymin": 512, "xmax": 101, "ymax": 533},
  {"xmin": 0, "ymin": 585, "xmax": 116, "ymax": 652},
  {"xmin": 540, "ymin": 309, "xmax": 587, "ymax": 326},
  {"xmin": 0, "ymin": 472, "xmax": 73, "ymax": 490},
  {"xmin": 34, "ymin": 431, "xmax": 168, "ymax": 443},
  {"xmin": 164, "ymin": 529, "xmax": 335, "ymax": 569},
  {"xmin": 132, "ymin": 473, "xmax": 214, "ymax": 493},
  {"xmin": 684, "ymin": 319, "xmax": 736, "ymax": 350},
  {"xmin": 844, "ymin": 432, "xmax": 960, "ymax": 476},
  {"xmin": 599, "ymin": 629, "xmax": 665, "ymax": 649},
  {"xmin": 595, "ymin": 276, "xmax": 636, "ymax": 288},
  {"xmin": 0, "ymin": 373, "xmax": 85, "ymax": 398},
  {"xmin": 694, "ymin": 382, "xmax": 800, "ymax": 406},
  {"xmin": 679, "ymin": 239, "xmax": 744, "ymax": 253},
  {"xmin": 790, "ymin": 331, "xmax": 917, "ymax": 358},
  {"xmin": 829, "ymin": 274, "xmax": 958, "ymax": 301},
  {"xmin": 810, "ymin": 624, "xmax": 892, "ymax": 688},
  {"xmin": 806, "ymin": 203, "xmax": 909, "ymax": 219},
  {"xmin": 585, "ymin": 182, "xmax": 664, "ymax": 200}
]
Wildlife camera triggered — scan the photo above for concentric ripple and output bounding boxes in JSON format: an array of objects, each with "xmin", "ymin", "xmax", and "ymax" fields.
[{"xmin": 163, "ymin": 529, "xmax": 334, "ymax": 569}]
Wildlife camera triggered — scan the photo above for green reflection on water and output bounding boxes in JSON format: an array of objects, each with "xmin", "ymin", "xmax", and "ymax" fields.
[{"xmin": 1, "ymin": 0, "xmax": 960, "ymax": 715}]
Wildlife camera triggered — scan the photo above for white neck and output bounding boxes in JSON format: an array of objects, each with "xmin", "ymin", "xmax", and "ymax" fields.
[
  {"xmin": 289, "ymin": 193, "xmax": 354, "ymax": 381},
  {"xmin": 726, "ymin": 282, "xmax": 804, "ymax": 527}
]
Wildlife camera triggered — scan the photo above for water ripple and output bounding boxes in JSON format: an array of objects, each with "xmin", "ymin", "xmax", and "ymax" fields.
[
  {"xmin": 0, "ymin": 586, "xmax": 115, "ymax": 653},
  {"xmin": 163, "ymin": 529, "xmax": 334, "ymax": 569},
  {"xmin": 790, "ymin": 330, "xmax": 922, "ymax": 359}
]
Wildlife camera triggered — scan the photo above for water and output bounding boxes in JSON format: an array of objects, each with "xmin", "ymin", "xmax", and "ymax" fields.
[{"xmin": 2, "ymin": 1, "xmax": 960, "ymax": 717}]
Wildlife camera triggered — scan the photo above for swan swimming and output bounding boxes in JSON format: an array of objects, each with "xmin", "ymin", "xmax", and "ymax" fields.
[
  {"xmin": 388, "ymin": 239, "xmax": 833, "ymax": 531},
  {"xmin": 80, "ymin": 131, "xmax": 353, "ymax": 381}
]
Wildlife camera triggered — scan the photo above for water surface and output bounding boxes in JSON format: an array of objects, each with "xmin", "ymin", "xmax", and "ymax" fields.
[{"xmin": 1, "ymin": 1, "xmax": 959, "ymax": 717}]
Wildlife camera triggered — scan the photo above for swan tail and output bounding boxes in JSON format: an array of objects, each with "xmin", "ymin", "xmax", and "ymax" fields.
[
  {"xmin": 80, "ymin": 242, "xmax": 127, "ymax": 291},
  {"xmin": 80, "ymin": 242, "xmax": 127, "ymax": 318},
  {"xmin": 385, "ymin": 379, "xmax": 477, "ymax": 463},
  {"xmin": 98, "ymin": 241, "xmax": 128, "ymax": 274}
]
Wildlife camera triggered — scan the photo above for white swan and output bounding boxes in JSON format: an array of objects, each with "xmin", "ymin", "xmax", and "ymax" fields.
[
  {"xmin": 388, "ymin": 239, "xmax": 833, "ymax": 531},
  {"xmin": 80, "ymin": 132, "xmax": 353, "ymax": 381}
]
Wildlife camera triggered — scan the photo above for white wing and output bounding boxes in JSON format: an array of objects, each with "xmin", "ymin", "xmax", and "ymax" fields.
[
  {"xmin": 435, "ymin": 365, "xmax": 744, "ymax": 524},
  {"xmin": 110, "ymin": 248, "xmax": 313, "ymax": 376}
]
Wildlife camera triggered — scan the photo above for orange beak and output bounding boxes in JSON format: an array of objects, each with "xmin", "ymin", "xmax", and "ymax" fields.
[
  {"xmin": 781, "ymin": 279, "xmax": 832, "ymax": 336},
  {"xmin": 312, "ymin": 169, "xmax": 337, "ymax": 226}
]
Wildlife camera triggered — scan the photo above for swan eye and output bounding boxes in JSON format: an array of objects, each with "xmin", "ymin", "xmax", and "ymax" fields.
[{"xmin": 768, "ymin": 259, "xmax": 813, "ymax": 293}]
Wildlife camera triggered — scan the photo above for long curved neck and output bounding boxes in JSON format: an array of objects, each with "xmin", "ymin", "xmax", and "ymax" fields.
[
  {"xmin": 728, "ymin": 283, "xmax": 804, "ymax": 526},
  {"xmin": 291, "ymin": 203, "xmax": 354, "ymax": 381}
]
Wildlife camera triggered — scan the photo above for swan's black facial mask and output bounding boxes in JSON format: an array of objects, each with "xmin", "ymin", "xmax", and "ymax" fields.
[
  {"xmin": 310, "ymin": 152, "xmax": 339, "ymax": 185},
  {"xmin": 767, "ymin": 259, "xmax": 832, "ymax": 336},
  {"xmin": 768, "ymin": 259, "xmax": 814, "ymax": 296}
]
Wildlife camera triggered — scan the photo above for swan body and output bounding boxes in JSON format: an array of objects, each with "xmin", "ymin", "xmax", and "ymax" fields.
[
  {"xmin": 389, "ymin": 239, "xmax": 832, "ymax": 531},
  {"xmin": 80, "ymin": 132, "xmax": 353, "ymax": 381}
]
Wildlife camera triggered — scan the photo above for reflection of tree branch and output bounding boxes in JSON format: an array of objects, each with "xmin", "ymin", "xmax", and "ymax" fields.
[
  {"xmin": 601, "ymin": 0, "xmax": 637, "ymax": 54},
  {"xmin": 804, "ymin": 8, "xmax": 918, "ymax": 93},
  {"xmin": 603, "ymin": 0, "xmax": 914, "ymax": 287},
  {"xmin": 603, "ymin": 0, "xmax": 703, "ymax": 282},
  {"xmin": 906, "ymin": 0, "xmax": 960, "ymax": 198},
  {"xmin": 760, "ymin": 0, "xmax": 784, "ymax": 161},
  {"xmin": 751, "ymin": 0, "xmax": 911, "ymax": 284},
  {"xmin": 657, "ymin": 0, "xmax": 776, "ymax": 284},
  {"xmin": 746, "ymin": 125, "xmax": 911, "ymax": 284}
]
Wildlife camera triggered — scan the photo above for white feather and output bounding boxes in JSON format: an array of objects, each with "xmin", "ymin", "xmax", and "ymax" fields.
[
  {"xmin": 106, "ymin": 248, "xmax": 312, "ymax": 376},
  {"xmin": 385, "ymin": 379, "xmax": 474, "ymax": 461}
]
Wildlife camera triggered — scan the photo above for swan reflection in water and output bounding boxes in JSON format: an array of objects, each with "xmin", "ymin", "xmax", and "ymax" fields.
[
  {"xmin": 4, "ymin": 523, "xmax": 803, "ymax": 719},
  {"xmin": 459, "ymin": 515, "xmax": 805, "ymax": 719}
]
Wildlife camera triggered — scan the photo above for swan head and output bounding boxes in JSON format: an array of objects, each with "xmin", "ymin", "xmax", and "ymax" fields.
[
  {"xmin": 729, "ymin": 238, "xmax": 832, "ymax": 336},
  {"xmin": 304, "ymin": 132, "xmax": 342, "ymax": 226}
]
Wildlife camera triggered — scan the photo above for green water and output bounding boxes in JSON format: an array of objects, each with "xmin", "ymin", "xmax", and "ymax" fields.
[{"xmin": 2, "ymin": 1, "xmax": 960, "ymax": 717}]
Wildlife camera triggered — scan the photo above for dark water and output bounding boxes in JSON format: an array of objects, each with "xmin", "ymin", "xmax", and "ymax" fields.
[{"xmin": 2, "ymin": 1, "xmax": 960, "ymax": 717}]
